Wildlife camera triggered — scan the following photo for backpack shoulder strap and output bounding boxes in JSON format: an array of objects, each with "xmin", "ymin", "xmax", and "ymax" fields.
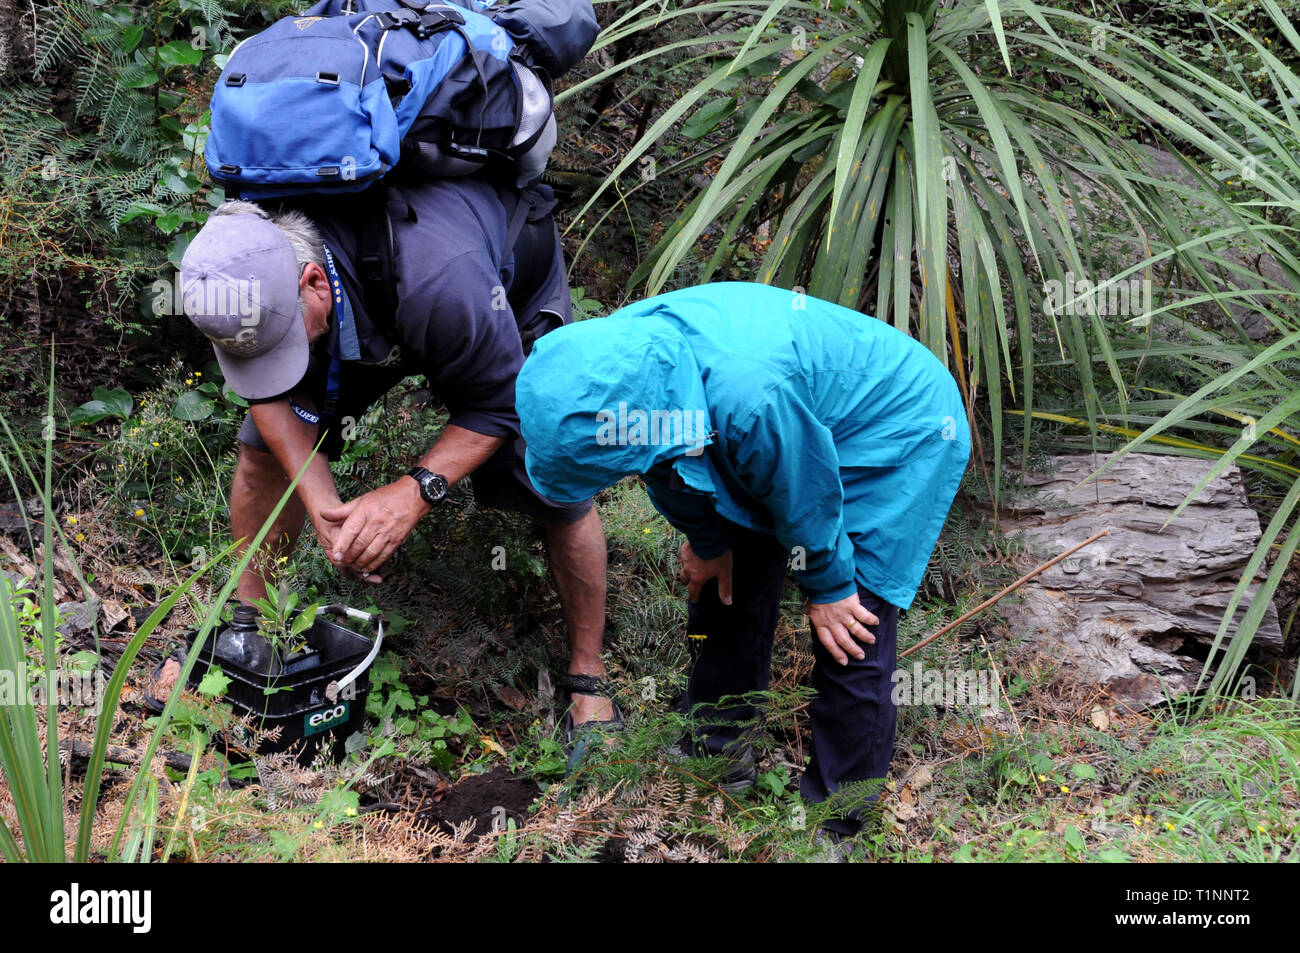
[
  {"xmin": 503, "ymin": 187, "xmax": 536, "ymax": 259},
  {"xmin": 356, "ymin": 185, "xmax": 399, "ymax": 335},
  {"xmin": 499, "ymin": 179, "xmax": 558, "ymax": 258},
  {"xmin": 358, "ymin": 179, "xmax": 546, "ymax": 340}
]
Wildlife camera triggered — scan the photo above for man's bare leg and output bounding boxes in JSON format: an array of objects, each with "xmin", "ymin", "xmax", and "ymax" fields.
[
  {"xmin": 230, "ymin": 443, "xmax": 308, "ymax": 603},
  {"xmin": 156, "ymin": 444, "xmax": 304, "ymax": 689},
  {"xmin": 540, "ymin": 506, "xmax": 612, "ymax": 724}
]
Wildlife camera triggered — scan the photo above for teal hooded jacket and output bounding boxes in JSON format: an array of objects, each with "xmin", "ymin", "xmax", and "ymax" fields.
[{"xmin": 516, "ymin": 282, "xmax": 971, "ymax": 610}]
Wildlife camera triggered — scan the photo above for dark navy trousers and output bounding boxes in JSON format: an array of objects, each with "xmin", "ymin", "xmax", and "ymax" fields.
[{"xmin": 681, "ymin": 523, "xmax": 900, "ymax": 836}]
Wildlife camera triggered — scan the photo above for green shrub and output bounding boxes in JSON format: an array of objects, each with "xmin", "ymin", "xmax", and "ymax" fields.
[{"xmin": 76, "ymin": 358, "xmax": 243, "ymax": 566}]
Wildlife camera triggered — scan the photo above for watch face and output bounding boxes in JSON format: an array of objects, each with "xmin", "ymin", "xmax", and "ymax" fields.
[{"xmin": 411, "ymin": 468, "xmax": 447, "ymax": 503}]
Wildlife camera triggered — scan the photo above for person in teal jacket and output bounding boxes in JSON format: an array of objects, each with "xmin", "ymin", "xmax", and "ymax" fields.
[{"xmin": 516, "ymin": 281, "xmax": 971, "ymax": 841}]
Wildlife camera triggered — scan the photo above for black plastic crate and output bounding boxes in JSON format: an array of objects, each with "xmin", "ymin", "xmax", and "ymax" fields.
[{"xmin": 184, "ymin": 608, "xmax": 381, "ymax": 764}]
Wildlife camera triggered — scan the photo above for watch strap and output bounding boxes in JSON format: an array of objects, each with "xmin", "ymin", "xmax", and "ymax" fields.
[{"xmin": 406, "ymin": 466, "xmax": 448, "ymax": 504}]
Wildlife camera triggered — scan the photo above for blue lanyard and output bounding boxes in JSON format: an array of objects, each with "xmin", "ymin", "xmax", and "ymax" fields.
[{"xmin": 321, "ymin": 243, "xmax": 360, "ymax": 416}]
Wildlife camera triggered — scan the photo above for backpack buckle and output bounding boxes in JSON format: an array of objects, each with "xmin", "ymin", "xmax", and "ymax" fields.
[
  {"xmin": 379, "ymin": 5, "xmax": 462, "ymax": 39},
  {"xmin": 377, "ymin": 8, "xmax": 419, "ymax": 30},
  {"xmin": 414, "ymin": 8, "xmax": 463, "ymax": 39},
  {"xmin": 445, "ymin": 140, "xmax": 489, "ymax": 161}
]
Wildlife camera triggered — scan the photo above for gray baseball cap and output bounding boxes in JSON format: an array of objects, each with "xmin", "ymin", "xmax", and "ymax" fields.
[{"xmin": 180, "ymin": 212, "xmax": 308, "ymax": 400}]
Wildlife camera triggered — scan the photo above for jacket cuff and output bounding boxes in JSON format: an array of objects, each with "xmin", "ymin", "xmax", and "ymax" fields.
[
  {"xmin": 688, "ymin": 531, "xmax": 732, "ymax": 561},
  {"xmin": 796, "ymin": 574, "xmax": 858, "ymax": 605}
]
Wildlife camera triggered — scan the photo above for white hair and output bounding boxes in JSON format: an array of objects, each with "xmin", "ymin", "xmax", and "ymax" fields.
[{"xmin": 212, "ymin": 199, "xmax": 325, "ymax": 271}]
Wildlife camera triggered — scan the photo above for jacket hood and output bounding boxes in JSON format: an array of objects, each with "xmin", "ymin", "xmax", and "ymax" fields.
[{"xmin": 517, "ymin": 316, "xmax": 714, "ymax": 503}]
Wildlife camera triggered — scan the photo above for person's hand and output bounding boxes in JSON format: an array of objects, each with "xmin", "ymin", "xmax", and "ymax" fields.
[
  {"xmin": 807, "ymin": 593, "xmax": 880, "ymax": 665},
  {"xmin": 679, "ymin": 541, "xmax": 733, "ymax": 604},
  {"xmin": 318, "ymin": 480, "xmax": 430, "ymax": 579},
  {"xmin": 311, "ymin": 507, "xmax": 341, "ymax": 558},
  {"xmin": 311, "ymin": 509, "xmax": 382, "ymax": 585}
]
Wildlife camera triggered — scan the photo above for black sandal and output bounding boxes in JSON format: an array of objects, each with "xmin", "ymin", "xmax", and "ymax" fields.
[{"xmin": 556, "ymin": 673, "xmax": 626, "ymax": 747}]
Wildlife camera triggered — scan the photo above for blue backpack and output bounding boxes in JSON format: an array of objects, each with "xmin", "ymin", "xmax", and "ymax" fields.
[{"xmin": 205, "ymin": 0, "xmax": 597, "ymax": 198}]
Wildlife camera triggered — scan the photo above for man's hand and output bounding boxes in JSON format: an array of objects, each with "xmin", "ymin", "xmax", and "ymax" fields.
[
  {"xmin": 310, "ymin": 510, "xmax": 379, "ymax": 584},
  {"xmin": 311, "ymin": 513, "xmax": 339, "ymax": 567},
  {"xmin": 807, "ymin": 593, "xmax": 880, "ymax": 666},
  {"xmin": 679, "ymin": 540, "xmax": 733, "ymax": 604},
  {"xmin": 319, "ymin": 478, "xmax": 431, "ymax": 578}
]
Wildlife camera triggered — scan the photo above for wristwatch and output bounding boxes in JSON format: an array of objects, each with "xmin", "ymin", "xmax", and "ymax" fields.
[{"xmin": 406, "ymin": 466, "xmax": 449, "ymax": 505}]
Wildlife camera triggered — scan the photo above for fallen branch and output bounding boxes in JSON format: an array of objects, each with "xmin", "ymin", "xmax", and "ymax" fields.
[
  {"xmin": 60, "ymin": 738, "xmax": 193, "ymax": 774},
  {"xmin": 900, "ymin": 528, "xmax": 1109, "ymax": 659}
]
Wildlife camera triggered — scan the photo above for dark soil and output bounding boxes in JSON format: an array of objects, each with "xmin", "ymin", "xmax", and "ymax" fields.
[{"xmin": 415, "ymin": 764, "xmax": 540, "ymax": 840}]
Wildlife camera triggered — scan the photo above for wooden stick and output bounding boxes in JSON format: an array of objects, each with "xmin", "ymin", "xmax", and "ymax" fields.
[
  {"xmin": 899, "ymin": 528, "xmax": 1109, "ymax": 659},
  {"xmin": 60, "ymin": 738, "xmax": 193, "ymax": 773}
]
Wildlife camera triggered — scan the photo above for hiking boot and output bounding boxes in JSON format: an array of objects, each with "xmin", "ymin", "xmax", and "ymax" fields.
[
  {"xmin": 809, "ymin": 828, "xmax": 855, "ymax": 863},
  {"xmin": 666, "ymin": 741, "xmax": 757, "ymax": 793}
]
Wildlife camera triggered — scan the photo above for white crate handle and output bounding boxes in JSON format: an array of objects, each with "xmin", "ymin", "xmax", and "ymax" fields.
[{"xmin": 322, "ymin": 605, "xmax": 385, "ymax": 703}]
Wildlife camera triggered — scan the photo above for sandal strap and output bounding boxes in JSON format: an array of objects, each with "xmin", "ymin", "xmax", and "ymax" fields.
[
  {"xmin": 561, "ymin": 700, "xmax": 628, "ymax": 746},
  {"xmin": 557, "ymin": 672, "xmax": 612, "ymax": 697}
]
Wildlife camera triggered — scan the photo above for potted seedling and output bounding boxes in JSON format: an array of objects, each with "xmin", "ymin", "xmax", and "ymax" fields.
[{"xmin": 247, "ymin": 583, "xmax": 323, "ymax": 677}]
